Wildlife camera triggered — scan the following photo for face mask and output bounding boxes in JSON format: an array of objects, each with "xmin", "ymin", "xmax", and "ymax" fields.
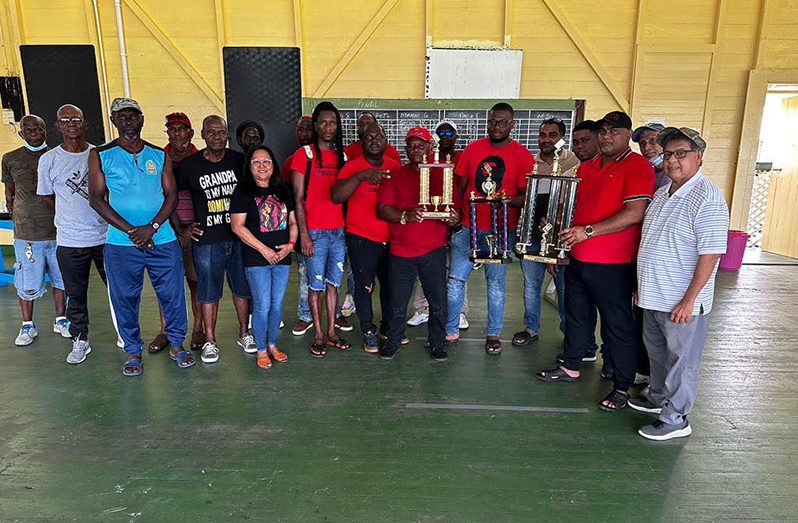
[
  {"xmin": 24, "ymin": 142, "xmax": 48, "ymax": 152},
  {"xmin": 651, "ymin": 153, "xmax": 664, "ymax": 168}
]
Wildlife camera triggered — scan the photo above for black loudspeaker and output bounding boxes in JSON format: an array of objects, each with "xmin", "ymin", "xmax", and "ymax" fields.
[
  {"xmin": 223, "ymin": 47, "xmax": 302, "ymax": 165},
  {"xmin": 20, "ymin": 45, "xmax": 105, "ymax": 147}
]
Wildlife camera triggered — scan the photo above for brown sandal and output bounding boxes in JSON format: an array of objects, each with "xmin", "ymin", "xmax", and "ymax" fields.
[
  {"xmin": 326, "ymin": 337, "xmax": 352, "ymax": 351},
  {"xmin": 269, "ymin": 346, "xmax": 288, "ymax": 363},
  {"xmin": 147, "ymin": 333, "xmax": 169, "ymax": 354},
  {"xmin": 485, "ymin": 338, "xmax": 502, "ymax": 355}
]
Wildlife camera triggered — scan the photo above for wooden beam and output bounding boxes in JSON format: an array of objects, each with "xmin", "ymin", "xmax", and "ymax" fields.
[
  {"xmin": 628, "ymin": 0, "xmax": 643, "ymax": 116},
  {"xmin": 214, "ymin": 0, "xmax": 226, "ymax": 101},
  {"xmin": 540, "ymin": 0, "xmax": 630, "ymax": 112},
  {"xmin": 124, "ymin": 0, "xmax": 224, "ymax": 111},
  {"xmin": 312, "ymin": 0, "xmax": 400, "ymax": 98},
  {"xmin": 503, "ymin": 0, "xmax": 513, "ymax": 48},
  {"xmin": 425, "ymin": 0, "xmax": 432, "ymax": 48},
  {"xmin": 293, "ymin": 0, "xmax": 306, "ymax": 95},
  {"xmin": 82, "ymin": 0, "xmax": 112, "ymax": 138},
  {"xmin": 753, "ymin": 0, "xmax": 769, "ymax": 70},
  {"xmin": 701, "ymin": 0, "xmax": 727, "ymax": 134}
]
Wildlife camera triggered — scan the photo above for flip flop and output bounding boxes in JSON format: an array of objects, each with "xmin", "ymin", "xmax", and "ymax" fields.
[
  {"xmin": 122, "ymin": 358, "xmax": 144, "ymax": 377},
  {"xmin": 511, "ymin": 330, "xmax": 538, "ymax": 346},
  {"xmin": 171, "ymin": 350, "xmax": 196, "ymax": 369},
  {"xmin": 536, "ymin": 367, "xmax": 580, "ymax": 383},
  {"xmin": 485, "ymin": 339, "xmax": 502, "ymax": 355},
  {"xmin": 326, "ymin": 337, "xmax": 352, "ymax": 351},
  {"xmin": 310, "ymin": 342, "xmax": 327, "ymax": 358}
]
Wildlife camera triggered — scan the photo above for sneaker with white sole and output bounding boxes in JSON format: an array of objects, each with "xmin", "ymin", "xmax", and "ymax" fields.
[
  {"xmin": 15, "ymin": 324, "xmax": 38, "ymax": 346},
  {"xmin": 53, "ymin": 317, "xmax": 71, "ymax": 338},
  {"xmin": 280, "ymin": 320, "xmax": 285, "ymax": 329},
  {"xmin": 634, "ymin": 373, "xmax": 651, "ymax": 385},
  {"xmin": 341, "ymin": 293, "xmax": 355, "ymax": 317},
  {"xmin": 640, "ymin": 384, "xmax": 651, "ymax": 399},
  {"xmin": 201, "ymin": 341, "xmax": 220, "ymax": 363},
  {"xmin": 292, "ymin": 320, "xmax": 313, "ymax": 336},
  {"xmin": 407, "ymin": 311, "xmax": 429, "ymax": 326},
  {"xmin": 237, "ymin": 332, "xmax": 257, "ymax": 354},
  {"xmin": 66, "ymin": 339, "xmax": 92, "ymax": 365},
  {"xmin": 628, "ymin": 396, "xmax": 662, "ymax": 414},
  {"xmin": 458, "ymin": 313, "xmax": 469, "ymax": 330},
  {"xmin": 638, "ymin": 418, "xmax": 692, "ymax": 441},
  {"xmin": 334, "ymin": 316, "xmax": 353, "ymax": 331}
]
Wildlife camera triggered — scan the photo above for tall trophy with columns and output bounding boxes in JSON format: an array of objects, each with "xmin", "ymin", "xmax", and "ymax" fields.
[
  {"xmin": 468, "ymin": 163, "xmax": 513, "ymax": 264},
  {"xmin": 417, "ymin": 135, "xmax": 455, "ymax": 219}
]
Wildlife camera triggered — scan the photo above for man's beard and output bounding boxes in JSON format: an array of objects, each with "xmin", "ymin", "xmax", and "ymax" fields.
[{"xmin": 489, "ymin": 135, "xmax": 507, "ymax": 144}]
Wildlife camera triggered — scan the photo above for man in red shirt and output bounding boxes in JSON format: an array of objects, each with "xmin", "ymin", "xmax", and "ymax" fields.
[
  {"xmin": 344, "ymin": 112, "xmax": 402, "ymax": 164},
  {"xmin": 289, "ymin": 101, "xmax": 350, "ymax": 356},
  {"xmin": 377, "ymin": 127, "xmax": 460, "ymax": 361},
  {"xmin": 538, "ymin": 111, "xmax": 655, "ymax": 413},
  {"xmin": 332, "ymin": 122, "xmax": 400, "ymax": 353},
  {"xmin": 446, "ymin": 102, "xmax": 535, "ymax": 355}
]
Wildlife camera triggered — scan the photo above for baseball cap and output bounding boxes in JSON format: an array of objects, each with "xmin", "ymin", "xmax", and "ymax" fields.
[
  {"xmin": 405, "ymin": 126, "xmax": 432, "ymax": 143},
  {"xmin": 434, "ymin": 120, "xmax": 459, "ymax": 134},
  {"xmin": 594, "ymin": 111, "xmax": 632, "ymax": 130},
  {"xmin": 110, "ymin": 97, "xmax": 142, "ymax": 114},
  {"xmin": 165, "ymin": 112, "xmax": 192, "ymax": 128},
  {"xmin": 656, "ymin": 127, "xmax": 707, "ymax": 152},
  {"xmin": 632, "ymin": 120, "xmax": 666, "ymax": 142}
]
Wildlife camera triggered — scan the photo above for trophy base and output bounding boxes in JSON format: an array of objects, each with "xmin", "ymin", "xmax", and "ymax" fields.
[
  {"xmin": 419, "ymin": 210, "xmax": 451, "ymax": 219},
  {"xmin": 469, "ymin": 256, "xmax": 513, "ymax": 265},
  {"xmin": 518, "ymin": 254, "xmax": 570, "ymax": 266}
]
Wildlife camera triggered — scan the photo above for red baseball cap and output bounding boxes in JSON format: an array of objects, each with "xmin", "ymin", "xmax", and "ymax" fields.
[
  {"xmin": 405, "ymin": 126, "xmax": 432, "ymax": 143},
  {"xmin": 165, "ymin": 112, "xmax": 192, "ymax": 128}
]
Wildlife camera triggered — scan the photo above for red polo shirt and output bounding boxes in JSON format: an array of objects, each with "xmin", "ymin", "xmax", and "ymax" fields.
[
  {"xmin": 337, "ymin": 155, "xmax": 401, "ymax": 243},
  {"xmin": 454, "ymin": 138, "xmax": 535, "ymax": 230},
  {"xmin": 344, "ymin": 140, "xmax": 402, "ymax": 164},
  {"xmin": 570, "ymin": 148, "xmax": 655, "ymax": 264},
  {"xmin": 288, "ymin": 146, "xmax": 345, "ymax": 230},
  {"xmin": 377, "ymin": 163, "xmax": 457, "ymax": 258}
]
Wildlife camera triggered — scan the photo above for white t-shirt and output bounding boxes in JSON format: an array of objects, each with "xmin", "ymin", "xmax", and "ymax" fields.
[{"xmin": 37, "ymin": 144, "xmax": 107, "ymax": 248}]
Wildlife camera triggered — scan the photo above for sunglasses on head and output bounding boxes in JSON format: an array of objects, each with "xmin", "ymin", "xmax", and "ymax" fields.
[{"xmin": 437, "ymin": 130, "xmax": 455, "ymax": 138}]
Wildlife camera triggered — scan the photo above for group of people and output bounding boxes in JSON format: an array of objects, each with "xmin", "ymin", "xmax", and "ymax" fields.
[{"xmin": 1, "ymin": 98, "xmax": 729, "ymax": 441}]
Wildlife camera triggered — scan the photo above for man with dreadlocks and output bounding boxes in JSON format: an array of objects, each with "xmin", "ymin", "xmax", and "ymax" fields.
[
  {"xmin": 289, "ymin": 101, "xmax": 350, "ymax": 357},
  {"xmin": 235, "ymin": 120, "xmax": 265, "ymax": 154}
]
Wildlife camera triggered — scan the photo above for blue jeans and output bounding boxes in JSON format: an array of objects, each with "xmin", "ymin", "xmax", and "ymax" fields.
[
  {"xmin": 446, "ymin": 227, "xmax": 513, "ymax": 337},
  {"xmin": 305, "ymin": 228, "xmax": 346, "ymax": 292},
  {"xmin": 246, "ymin": 265, "xmax": 291, "ymax": 349},
  {"xmin": 192, "ymin": 240, "xmax": 251, "ymax": 304},
  {"xmin": 520, "ymin": 245, "xmax": 566, "ymax": 335}
]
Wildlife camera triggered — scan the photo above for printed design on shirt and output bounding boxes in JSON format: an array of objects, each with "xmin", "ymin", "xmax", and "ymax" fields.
[
  {"xmin": 64, "ymin": 169, "xmax": 90, "ymax": 200},
  {"xmin": 199, "ymin": 169, "xmax": 238, "ymax": 227},
  {"xmin": 145, "ymin": 159, "xmax": 157, "ymax": 175},
  {"xmin": 313, "ymin": 161, "xmax": 340, "ymax": 177},
  {"xmin": 256, "ymin": 195, "xmax": 288, "ymax": 233},
  {"xmin": 474, "ymin": 155, "xmax": 506, "ymax": 197}
]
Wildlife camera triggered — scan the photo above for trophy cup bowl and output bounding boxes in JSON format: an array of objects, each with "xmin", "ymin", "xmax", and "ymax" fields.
[{"xmin": 420, "ymin": 194, "xmax": 451, "ymax": 219}]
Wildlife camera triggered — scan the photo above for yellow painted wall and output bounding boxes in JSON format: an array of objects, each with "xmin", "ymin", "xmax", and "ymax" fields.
[{"xmin": 1, "ymin": 0, "xmax": 797, "ymax": 226}]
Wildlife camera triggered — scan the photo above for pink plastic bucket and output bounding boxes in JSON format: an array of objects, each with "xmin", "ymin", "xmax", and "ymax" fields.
[{"xmin": 718, "ymin": 230, "xmax": 749, "ymax": 271}]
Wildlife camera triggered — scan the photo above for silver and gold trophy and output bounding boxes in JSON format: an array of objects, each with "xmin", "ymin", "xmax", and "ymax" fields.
[
  {"xmin": 515, "ymin": 139, "xmax": 581, "ymax": 265},
  {"xmin": 468, "ymin": 163, "xmax": 513, "ymax": 264},
  {"xmin": 418, "ymin": 135, "xmax": 455, "ymax": 219}
]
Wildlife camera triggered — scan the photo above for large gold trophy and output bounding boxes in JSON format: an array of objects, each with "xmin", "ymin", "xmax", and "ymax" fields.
[
  {"xmin": 417, "ymin": 135, "xmax": 455, "ymax": 219},
  {"xmin": 515, "ymin": 139, "xmax": 581, "ymax": 265}
]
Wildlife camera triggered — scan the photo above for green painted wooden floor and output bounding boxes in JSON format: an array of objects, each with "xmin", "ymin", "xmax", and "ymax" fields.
[{"xmin": 0, "ymin": 262, "xmax": 796, "ymax": 522}]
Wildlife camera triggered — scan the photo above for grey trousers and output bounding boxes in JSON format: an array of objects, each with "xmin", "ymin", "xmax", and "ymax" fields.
[{"xmin": 643, "ymin": 309, "xmax": 710, "ymax": 425}]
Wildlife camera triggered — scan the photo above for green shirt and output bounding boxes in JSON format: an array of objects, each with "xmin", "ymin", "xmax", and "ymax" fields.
[{"xmin": 1, "ymin": 146, "xmax": 56, "ymax": 241}]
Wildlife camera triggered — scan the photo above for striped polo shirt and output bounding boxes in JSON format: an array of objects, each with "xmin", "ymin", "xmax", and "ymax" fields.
[
  {"xmin": 96, "ymin": 140, "xmax": 176, "ymax": 247},
  {"xmin": 637, "ymin": 171, "xmax": 729, "ymax": 315}
]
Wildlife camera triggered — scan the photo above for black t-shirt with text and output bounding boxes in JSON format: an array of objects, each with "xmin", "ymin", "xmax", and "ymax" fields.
[
  {"xmin": 229, "ymin": 186, "xmax": 294, "ymax": 267},
  {"xmin": 176, "ymin": 148, "xmax": 244, "ymax": 244}
]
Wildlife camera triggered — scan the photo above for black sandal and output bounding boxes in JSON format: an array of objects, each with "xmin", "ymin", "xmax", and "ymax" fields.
[
  {"xmin": 485, "ymin": 338, "xmax": 502, "ymax": 355},
  {"xmin": 536, "ymin": 367, "xmax": 579, "ymax": 382},
  {"xmin": 511, "ymin": 330, "xmax": 538, "ymax": 346},
  {"xmin": 326, "ymin": 337, "xmax": 352, "ymax": 351},
  {"xmin": 598, "ymin": 390, "xmax": 628, "ymax": 412},
  {"xmin": 310, "ymin": 341, "xmax": 327, "ymax": 358}
]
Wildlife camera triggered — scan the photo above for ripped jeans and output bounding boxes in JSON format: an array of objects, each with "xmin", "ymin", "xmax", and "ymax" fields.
[
  {"xmin": 446, "ymin": 227, "xmax": 514, "ymax": 337},
  {"xmin": 305, "ymin": 228, "xmax": 346, "ymax": 292}
]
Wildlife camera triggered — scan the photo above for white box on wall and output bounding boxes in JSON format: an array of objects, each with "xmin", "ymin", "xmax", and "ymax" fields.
[{"xmin": 426, "ymin": 48, "xmax": 523, "ymax": 99}]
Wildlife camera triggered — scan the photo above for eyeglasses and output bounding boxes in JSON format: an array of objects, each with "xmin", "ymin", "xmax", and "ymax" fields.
[
  {"xmin": 487, "ymin": 119, "xmax": 511, "ymax": 128},
  {"xmin": 437, "ymin": 130, "xmax": 455, "ymax": 138},
  {"xmin": 662, "ymin": 150, "xmax": 696, "ymax": 160},
  {"xmin": 57, "ymin": 117, "xmax": 84, "ymax": 124},
  {"xmin": 250, "ymin": 159, "xmax": 273, "ymax": 167}
]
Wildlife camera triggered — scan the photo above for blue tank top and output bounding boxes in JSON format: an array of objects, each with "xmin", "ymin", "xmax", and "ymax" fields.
[{"xmin": 96, "ymin": 140, "xmax": 177, "ymax": 246}]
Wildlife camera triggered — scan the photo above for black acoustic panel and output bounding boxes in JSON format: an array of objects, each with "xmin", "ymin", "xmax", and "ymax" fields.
[
  {"xmin": 223, "ymin": 47, "xmax": 302, "ymax": 165},
  {"xmin": 20, "ymin": 45, "xmax": 105, "ymax": 147}
]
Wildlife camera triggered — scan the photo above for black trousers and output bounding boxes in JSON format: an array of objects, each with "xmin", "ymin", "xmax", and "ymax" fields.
[
  {"xmin": 346, "ymin": 233, "xmax": 390, "ymax": 335},
  {"xmin": 55, "ymin": 245, "xmax": 107, "ymax": 340},
  {"xmin": 562, "ymin": 258, "xmax": 639, "ymax": 391},
  {"xmin": 386, "ymin": 247, "xmax": 447, "ymax": 350}
]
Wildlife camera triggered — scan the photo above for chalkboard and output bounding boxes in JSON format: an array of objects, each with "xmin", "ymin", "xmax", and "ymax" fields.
[{"xmin": 303, "ymin": 98, "xmax": 578, "ymax": 161}]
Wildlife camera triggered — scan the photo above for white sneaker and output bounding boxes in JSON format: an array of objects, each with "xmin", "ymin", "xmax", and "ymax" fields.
[
  {"xmin": 407, "ymin": 311, "xmax": 429, "ymax": 326},
  {"xmin": 634, "ymin": 373, "xmax": 651, "ymax": 385},
  {"xmin": 458, "ymin": 313, "xmax": 470, "ymax": 330},
  {"xmin": 341, "ymin": 293, "xmax": 355, "ymax": 317},
  {"xmin": 237, "ymin": 332, "xmax": 257, "ymax": 354},
  {"xmin": 280, "ymin": 320, "xmax": 285, "ymax": 329},
  {"xmin": 53, "ymin": 318, "xmax": 71, "ymax": 338},
  {"xmin": 201, "ymin": 341, "xmax": 220, "ymax": 363},
  {"xmin": 66, "ymin": 339, "xmax": 91, "ymax": 365},
  {"xmin": 15, "ymin": 324, "xmax": 38, "ymax": 346}
]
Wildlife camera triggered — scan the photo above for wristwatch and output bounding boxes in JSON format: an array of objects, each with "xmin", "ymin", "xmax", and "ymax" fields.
[
  {"xmin": 584, "ymin": 225, "xmax": 594, "ymax": 237},
  {"xmin": 150, "ymin": 221, "xmax": 160, "ymax": 231},
  {"xmin": 399, "ymin": 211, "xmax": 408, "ymax": 225}
]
